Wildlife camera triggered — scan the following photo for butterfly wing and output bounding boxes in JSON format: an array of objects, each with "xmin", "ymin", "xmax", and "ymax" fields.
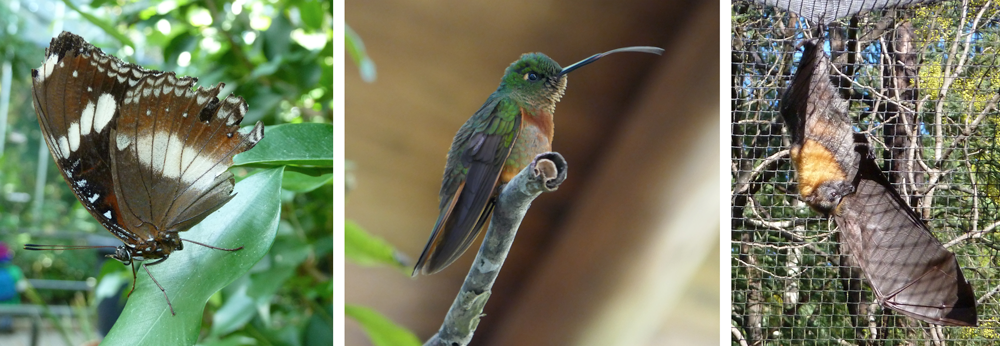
[
  {"xmin": 31, "ymin": 31, "xmax": 154, "ymax": 244},
  {"xmin": 109, "ymin": 73, "xmax": 263, "ymax": 237},
  {"xmin": 31, "ymin": 31, "xmax": 264, "ymax": 246}
]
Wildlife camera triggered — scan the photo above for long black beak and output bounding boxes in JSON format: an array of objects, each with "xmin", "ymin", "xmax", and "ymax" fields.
[{"xmin": 558, "ymin": 46, "xmax": 664, "ymax": 76}]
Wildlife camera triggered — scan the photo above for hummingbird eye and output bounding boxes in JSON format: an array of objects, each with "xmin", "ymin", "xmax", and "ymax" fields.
[{"xmin": 525, "ymin": 72, "xmax": 539, "ymax": 81}]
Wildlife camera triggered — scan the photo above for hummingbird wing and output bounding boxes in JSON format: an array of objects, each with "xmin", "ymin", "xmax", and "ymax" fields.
[{"xmin": 413, "ymin": 95, "xmax": 521, "ymax": 275}]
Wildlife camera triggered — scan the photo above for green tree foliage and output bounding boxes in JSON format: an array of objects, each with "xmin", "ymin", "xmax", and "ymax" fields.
[
  {"xmin": 732, "ymin": 1, "xmax": 999, "ymax": 344},
  {"xmin": 0, "ymin": 0, "xmax": 332, "ymax": 344}
]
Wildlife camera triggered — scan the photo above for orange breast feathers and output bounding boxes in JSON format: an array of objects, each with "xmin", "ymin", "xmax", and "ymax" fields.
[
  {"xmin": 790, "ymin": 139, "xmax": 847, "ymax": 198},
  {"xmin": 523, "ymin": 107, "xmax": 554, "ymax": 142},
  {"xmin": 499, "ymin": 109, "xmax": 554, "ymax": 183}
]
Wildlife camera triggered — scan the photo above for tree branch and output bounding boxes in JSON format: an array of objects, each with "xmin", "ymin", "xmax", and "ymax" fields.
[{"xmin": 423, "ymin": 152, "xmax": 568, "ymax": 346}]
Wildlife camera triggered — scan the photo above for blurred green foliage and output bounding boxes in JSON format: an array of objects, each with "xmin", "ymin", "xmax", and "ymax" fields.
[
  {"xmin": 345, "ymin": 26, "xmax": 420, "ymax": 344},
  {"xmin": 346, "ymin": 304, "xmax": 421, "ymax": 346},
  {"xmin": 0, "ymin": 0, "xmax": 332, "ymax": 344}
]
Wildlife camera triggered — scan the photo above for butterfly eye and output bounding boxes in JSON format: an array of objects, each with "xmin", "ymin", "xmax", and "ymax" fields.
[{"xmin": 525, "ymin": 72, "xmax": 539, "ymax": 81}]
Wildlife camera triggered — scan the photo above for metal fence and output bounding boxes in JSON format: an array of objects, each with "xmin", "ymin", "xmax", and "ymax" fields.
[{"xmin": 732, "ymin": 1, "xmax": 1000, "ymax": 344}]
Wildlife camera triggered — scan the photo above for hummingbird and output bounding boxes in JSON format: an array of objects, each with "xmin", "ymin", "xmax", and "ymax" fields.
[{"xmin": 413, "ymin": 46, "xmax": 664, "ymax": 275}]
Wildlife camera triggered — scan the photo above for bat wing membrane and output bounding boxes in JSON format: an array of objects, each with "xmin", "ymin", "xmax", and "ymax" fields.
[{"xmin": 836, "ymin": 158, "xmax": 977, "ymax": 326}]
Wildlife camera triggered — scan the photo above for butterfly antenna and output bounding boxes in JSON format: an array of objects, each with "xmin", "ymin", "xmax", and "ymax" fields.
[
  {"xmin": 24, "ymin": 244, "xmax": 118, "ymax": 251},
  {"xmin": 181, "ymin": 238, "xmax": 243, "ymax": 252}
]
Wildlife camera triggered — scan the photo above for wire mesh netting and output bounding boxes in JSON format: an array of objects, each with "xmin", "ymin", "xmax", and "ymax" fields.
[{"xmin": 732, "ymin": 0, "xmax": 1000, "ymax": 344}]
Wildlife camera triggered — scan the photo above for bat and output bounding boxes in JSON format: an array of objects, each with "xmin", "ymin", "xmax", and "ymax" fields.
[{"xmin": 779, "ymin": 39, "xmax": 977, "ymax": 327}]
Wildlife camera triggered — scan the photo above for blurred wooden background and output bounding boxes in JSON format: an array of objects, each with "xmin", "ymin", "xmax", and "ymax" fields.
[{"xmin": 346, "ymin": 0, "xmax": 720, "ymax": 345}]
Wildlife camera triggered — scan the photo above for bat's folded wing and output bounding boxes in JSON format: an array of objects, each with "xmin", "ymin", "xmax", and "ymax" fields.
[{"xmin": 836, "ymin": 160, "xmax": 977, "ymax": 326}]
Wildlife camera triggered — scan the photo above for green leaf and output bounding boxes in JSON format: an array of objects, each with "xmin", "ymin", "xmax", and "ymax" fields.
[
  {"xmin": 255, "ymin": 323, "xmax": 300, "ymax": 345},
  {"xmin": 250, "ymin": 56, "xmax": 284, "ymax": 80},
  {"xmin": 263, "ymin": 14, "xmax": 293, "ymax": 60},
  {"xmin": 234, "ymin": 123, "xmax": 333, "ymax": 167},
  {"xmin": 283, "ymin": 54, "xmax": 323, "ymax": 89},
  {"xmin": 163, "ymin": 31, "xmax": 197, "ymax": 70},
  {"xmin": 198, "ymin": 334, "xmax": 256, "ymax": 346},
  {"xmin": 206, "ymin": 232, "xmax": 316, "ymax": 338},
  {"xmin": 243, "ymin": 91, "xmax": 283, "ymax": 125},
  {"xmin": 346, "ymin": 24, "xmax": 377, "ymax": 82},
  {"xmin": 210, "ymin": 286, "xmax": 256, "ymax": 338},
  {"xmin": 102, "ymin": 167, "xmax": 284, "ymax": 346},
  {"xmin": 345, "ymin": 220, "xmax": 409, "ymax": 271},
  {"xmin": 303, "ymin": 304, "xmax": 333, "ymax": 345},
  {"xmin": 88, "ymin": 0, "xmax": 114, "ymax": 8},
  {"xmin": 247, "ymin": 235, "xmax": 311, "ymax": 300},
  {"xmin": 297, "ymin": 0, "xmax": 324, "ymax": 30},
  {"xmin": 61, "ymin": 0, "xmax": 134, "ymax": 48},
  {"xmin": 94, "ymin": 267, "xmax": 127, "ymax": 302},
  {"xmin": 282, "ymin": 170, "xmax": 332, "ymax": 192},
  {"xmin": 346, "ymin": 304, "xmax": 421, "ymax": 346}
]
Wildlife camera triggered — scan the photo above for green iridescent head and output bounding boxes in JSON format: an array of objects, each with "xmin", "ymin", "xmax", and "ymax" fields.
[
  {"xmin": 498, "ymin": 47, "xmax": 664, "ymax": 110},
  {"xmin": 499, "ymin": 53, "xmax": 567, "ymax": 107}
]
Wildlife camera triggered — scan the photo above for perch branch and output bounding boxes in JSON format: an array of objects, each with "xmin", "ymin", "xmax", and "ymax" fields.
[{"xmin": 423, "ymin": 152, "xmax": 568, "ymax": 346}]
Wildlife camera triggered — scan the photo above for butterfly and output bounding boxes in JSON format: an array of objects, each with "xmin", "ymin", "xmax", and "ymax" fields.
[{"xmin": 26, "ymin": 31, "xmax": 264, "ymax": 315}]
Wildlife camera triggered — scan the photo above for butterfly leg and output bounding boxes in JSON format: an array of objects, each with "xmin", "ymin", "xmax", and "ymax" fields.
[
  {"xmin": 142, "ymin": 261, "xmax": 176, "ymax": 316},
  {"xmin": 126, "ymin": 260, "xmax": 139, "ymax": 299}
]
